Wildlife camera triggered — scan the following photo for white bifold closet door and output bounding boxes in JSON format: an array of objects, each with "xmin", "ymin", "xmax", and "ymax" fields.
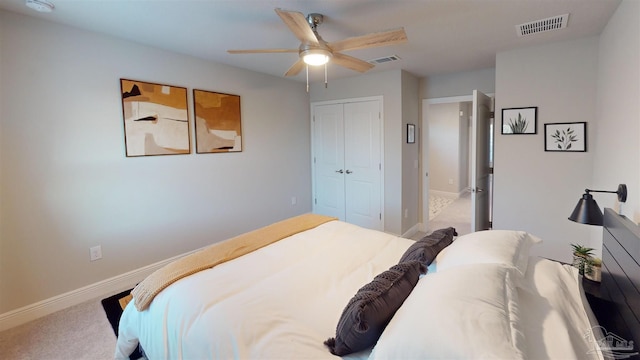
[{"xmin": 312, "ymin": 99, "xmax": 382, "ymax": 231}]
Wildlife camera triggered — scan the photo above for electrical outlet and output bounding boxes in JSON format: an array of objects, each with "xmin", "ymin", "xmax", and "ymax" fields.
[
  {"xmin": 291, "ymin": 196, "xmax": 297, "ymax": 205},
  {"xmin": 90, "ymin": 245, "xmax": 102, "ymax": 261}
]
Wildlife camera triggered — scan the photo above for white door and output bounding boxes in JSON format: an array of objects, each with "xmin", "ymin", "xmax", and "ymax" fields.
[
  {"xmin": 312, "ymin": 100, "xmax": 382, "ymax": 230},
  {"xmin": 470, "ymin": 90, "xmax": 492, "ymax": 231},
  {"xmin": 312, "ymin": 103, "xmax": 345, "ymax": 220},
  {"xmin": 344, "ymin": 101, "xmax": 382, "ymax": 230}
]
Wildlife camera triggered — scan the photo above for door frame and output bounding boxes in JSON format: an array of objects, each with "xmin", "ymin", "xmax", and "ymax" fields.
[
  {"xmin": 310, "ymin": 96, "xmax": 385, "ymax": 228},
  {"xmin": 420, "ymin": 94, "xmax": 494, "ymax": 232}
]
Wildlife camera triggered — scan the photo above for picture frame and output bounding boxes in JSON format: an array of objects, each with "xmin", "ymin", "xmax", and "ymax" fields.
[
  {"xmin": 501, "ymin": 107, "xmax": 537, "ymax": 134},
  {"xmin": 120, "ymin": 79, "xmax": 191, "ymax": 157},
  {"xmin": 193, "ymin": 89, "xmax": 242, "ymax": 153},
  {"xmin": 407, "ymin": 123, "xmax": 415, "ymax": 144},
  {"xmin": 544, "ymin": 122, "xmax": 587, "ymax": 152}
]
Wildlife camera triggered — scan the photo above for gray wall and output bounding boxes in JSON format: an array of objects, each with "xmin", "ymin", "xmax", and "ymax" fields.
[
  {"xmin": 421, "ymin": 68, "xmax": 496, "ymax": 99},
  {"xmin": 427, "ymin": 102, "xmax": 462, "ymax": 194},
  {"xmin": 494, "ymin": 0, "xmax": 638, "ymax": 262},
  {"xmin": 0, "ymin": 12, "xmax": 312, "ymax": 313},
  {"xmin": 592, "ymin": 0, "xmax": 640, "ymax": 225},
  {"xmin": 493, "ymin": 36, "xmax": 600, "ymax": 262},
  {"xmin": 401, "ymin": 71, "xmax": 421, "ymax": 234}
]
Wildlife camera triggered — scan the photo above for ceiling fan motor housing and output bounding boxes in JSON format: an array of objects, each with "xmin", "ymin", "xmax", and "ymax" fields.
[{"xmin": 307, "ymin": 13, "xmax": 324, "ymax": 29}]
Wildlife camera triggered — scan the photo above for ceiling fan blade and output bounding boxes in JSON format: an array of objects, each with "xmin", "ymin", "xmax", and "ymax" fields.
[
  {"xmin": 284, "ymin": 58, "xmax": 305, "ymax": 76},
  {"xmin": 228, "ymin": 49, "xmax": 298, "ymax": 54},
  {"xmin": 275, "ymin": 8, "xmax": 319, "ymax": 46},
  {"xmin": 328, "ymin": 27, "xmax": 407, "ymax": 52},
  {"xmin": 331, "ymin": 53, "xmax": 375, "ymax": 73}
]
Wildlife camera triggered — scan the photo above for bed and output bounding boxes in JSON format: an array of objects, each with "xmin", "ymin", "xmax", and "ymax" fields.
[{"xmin": 115, "ymin": 213, "xmax": 611, "ymax": 359}]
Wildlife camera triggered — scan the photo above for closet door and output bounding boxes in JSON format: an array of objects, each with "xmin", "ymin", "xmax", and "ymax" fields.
[
  {"xmin": 344, "ymin": 100, "xmax": 382, "ymax": 230},
  {"xmin": 312, "ymin": 103, "xmax": 346, "ymax": 220},
  {"xmin": 312, "ymin": 99, "xmax": 382, "ymax": 231}
]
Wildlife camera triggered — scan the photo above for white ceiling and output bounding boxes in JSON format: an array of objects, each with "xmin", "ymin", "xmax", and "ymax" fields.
[{"xmin": 0, "ymin": 0, "xmax": 621, "ymax": 82}]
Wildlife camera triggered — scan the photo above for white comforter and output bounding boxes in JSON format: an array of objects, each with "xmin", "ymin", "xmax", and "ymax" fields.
[
  {"xmin": 116, "ymin": 220, "xmax": 414, "ymax": 359},
  {"xmin": 115, "ymin": 221, "xmax": 603, "ymax": 359}
]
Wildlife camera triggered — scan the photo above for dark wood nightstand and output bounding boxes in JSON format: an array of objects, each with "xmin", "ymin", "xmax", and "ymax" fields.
[
  {"xmin": 583, "ymin": 277, "xmax": 607, "ymax": 317},
  {"xmin": 582, "ymin": 277, "xmax": 603, "ymax": 298},
  {"xmin": 582, "ymin": 277, "xmax": 623, "ymax": 339}
]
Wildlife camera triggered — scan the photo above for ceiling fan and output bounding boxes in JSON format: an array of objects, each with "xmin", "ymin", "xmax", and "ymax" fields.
[{"xmin": 227, "ymin": 8, "xmax": 408, "ymax": 79}]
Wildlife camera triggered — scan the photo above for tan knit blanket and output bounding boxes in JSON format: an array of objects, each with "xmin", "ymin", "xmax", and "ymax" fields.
[{"xmin": 131, "ymin": 213, "xmax": 337, "ymax": 311}]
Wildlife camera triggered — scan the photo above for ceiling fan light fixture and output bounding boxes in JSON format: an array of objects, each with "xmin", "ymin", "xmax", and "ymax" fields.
[
  {"xmin": 25, "ymin": 0, "xmax": 55, "ymax": 12},
  {"xmin": 302, "ymin": 49, "xmax": 331, "ymax": 66}
]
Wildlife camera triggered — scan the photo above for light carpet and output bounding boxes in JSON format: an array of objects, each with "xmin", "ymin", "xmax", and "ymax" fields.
[{"xmin": 0, "ymin": 296, "xmax": 117, "ymax": 360}]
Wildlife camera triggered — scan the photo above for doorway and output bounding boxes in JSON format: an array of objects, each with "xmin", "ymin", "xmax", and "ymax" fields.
[{"xmin": 421, "ymin": 93, "xmax": 493, "ymax": 236}]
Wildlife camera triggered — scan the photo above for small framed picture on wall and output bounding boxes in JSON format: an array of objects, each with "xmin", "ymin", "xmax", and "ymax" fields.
[
  {"xmin": 407, "ymin": 124, "xmax": 415, "ymax": 144},
  {"xmin": 501, "ymin": 107, "xmax": 537, "ymax": 134},
  {"xmin": 544, "ymin": 122, "xmax": 587, "ymax": 152}
]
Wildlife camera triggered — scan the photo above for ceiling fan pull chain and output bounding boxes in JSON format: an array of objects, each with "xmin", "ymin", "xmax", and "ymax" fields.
[
  {"xmin": 306, "ymin": 64, "xmax": 309, "ymax": 93},
  {"xmin": 324, "ymin": 63, "xmax": 328, "ymax": 88}
]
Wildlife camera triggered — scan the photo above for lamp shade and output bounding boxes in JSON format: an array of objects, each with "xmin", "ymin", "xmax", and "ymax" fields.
[{"xmin": 568, "ymin": 193, "xmax": 603, "ymax": 226}]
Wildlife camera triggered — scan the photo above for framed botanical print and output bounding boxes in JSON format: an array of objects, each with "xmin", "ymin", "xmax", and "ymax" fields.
[
  {"xmin": 501, "ymin": 107, "xmax": 537, "ymax": 134},
  {"xmin": 544, "ymin": 122, "xmax": 586, "ymax": 152}
]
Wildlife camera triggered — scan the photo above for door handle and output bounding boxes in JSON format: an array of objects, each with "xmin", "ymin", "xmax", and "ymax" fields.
[
  {"xmin": 335, "ymin": 169, "xmax": 344, "ymax": 174},
  {"xmin": 475, "ymin": 187, "xmax": 484, "ymax": 193},
  {"xmin": 346, "ymin": 170, "xmax": 353, "ymax": 174}
]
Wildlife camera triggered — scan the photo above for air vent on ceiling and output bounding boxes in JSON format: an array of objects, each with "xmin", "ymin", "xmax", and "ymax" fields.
[
  {"xmin": 368, "ymin": 55, "xmax": 401, "ymax": 65},
  {"xmin": 516, "ymin": 14, "xmax": 569, "ymax": 37}
]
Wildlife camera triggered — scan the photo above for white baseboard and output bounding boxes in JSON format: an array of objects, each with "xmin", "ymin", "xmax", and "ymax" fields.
[
  {"xmin": 402, "ymin": 223, "xmax": 423, "ymax": 239},
  {"xmin": 0, "ymin": 251, "xmax": 190, "ymax": 332}
]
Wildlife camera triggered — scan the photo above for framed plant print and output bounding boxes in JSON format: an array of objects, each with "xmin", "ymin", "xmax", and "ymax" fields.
[
  {"xmin": 120, "ymin": 79, "xmax": 191, "ymax": 157},
  {"xmin": 193, "ymin": 89, "xmax": 242, "ymax": 153},
  {"xmin": 544, "ymin": 122, "xmax": 586, "ymax": 152},
  {"xmin": 501, "ymin": 107, "xmax": 537, "ymax": 134}
]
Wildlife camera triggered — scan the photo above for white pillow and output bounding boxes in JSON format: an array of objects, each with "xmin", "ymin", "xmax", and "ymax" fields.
[
  {"xmin": 369, "ymin": 263, "xmax": 526, "ymax": 360},
  {"xmin": 436, "ymin": 230, "xmax": 542, "ymax": 277}
]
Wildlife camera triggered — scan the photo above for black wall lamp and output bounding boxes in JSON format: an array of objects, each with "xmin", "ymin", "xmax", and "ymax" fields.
[{"xmin": 568, "ymin": 184, "xmax": 627, "ymax": 226}]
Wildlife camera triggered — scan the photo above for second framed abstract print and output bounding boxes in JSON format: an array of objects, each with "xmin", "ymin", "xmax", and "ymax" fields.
[{"xmin": 193, "ymin": 89, "xmax": 242, "ymax": 153}]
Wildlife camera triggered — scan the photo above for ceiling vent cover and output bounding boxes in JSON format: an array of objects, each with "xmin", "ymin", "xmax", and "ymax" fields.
[
  {"xmin": 516, "ymin": 14, "xmax": 569, "ymax": 37},
  {"xmin": 368, "ymin": 55, "xmax": 401, "ymax": 65}
]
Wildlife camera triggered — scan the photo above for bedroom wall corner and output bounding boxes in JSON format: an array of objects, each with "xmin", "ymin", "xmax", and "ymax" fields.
[
  {"xmin": 493, "ymin": 37, "xmax": 599, "ymax": 263},
  {"xmin": 0, "ymin": 11, "xmax": 311, "ymax": 317},
  {"xmin": 400, "ymin": 70, "xmax": 420, "ymax": 235},
  {"xmin": 592, "ymin": 0, "xmax": 640, "ymax": 226}
]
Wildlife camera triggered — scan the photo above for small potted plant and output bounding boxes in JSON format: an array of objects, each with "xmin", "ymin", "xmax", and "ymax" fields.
[
  {"xmin": 585, "ymin": 256, "xmax": 602, "ymax": 282},
  {"xmin": 571, "ymin": 243, "xmax": 595, "ymax": 275}
]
